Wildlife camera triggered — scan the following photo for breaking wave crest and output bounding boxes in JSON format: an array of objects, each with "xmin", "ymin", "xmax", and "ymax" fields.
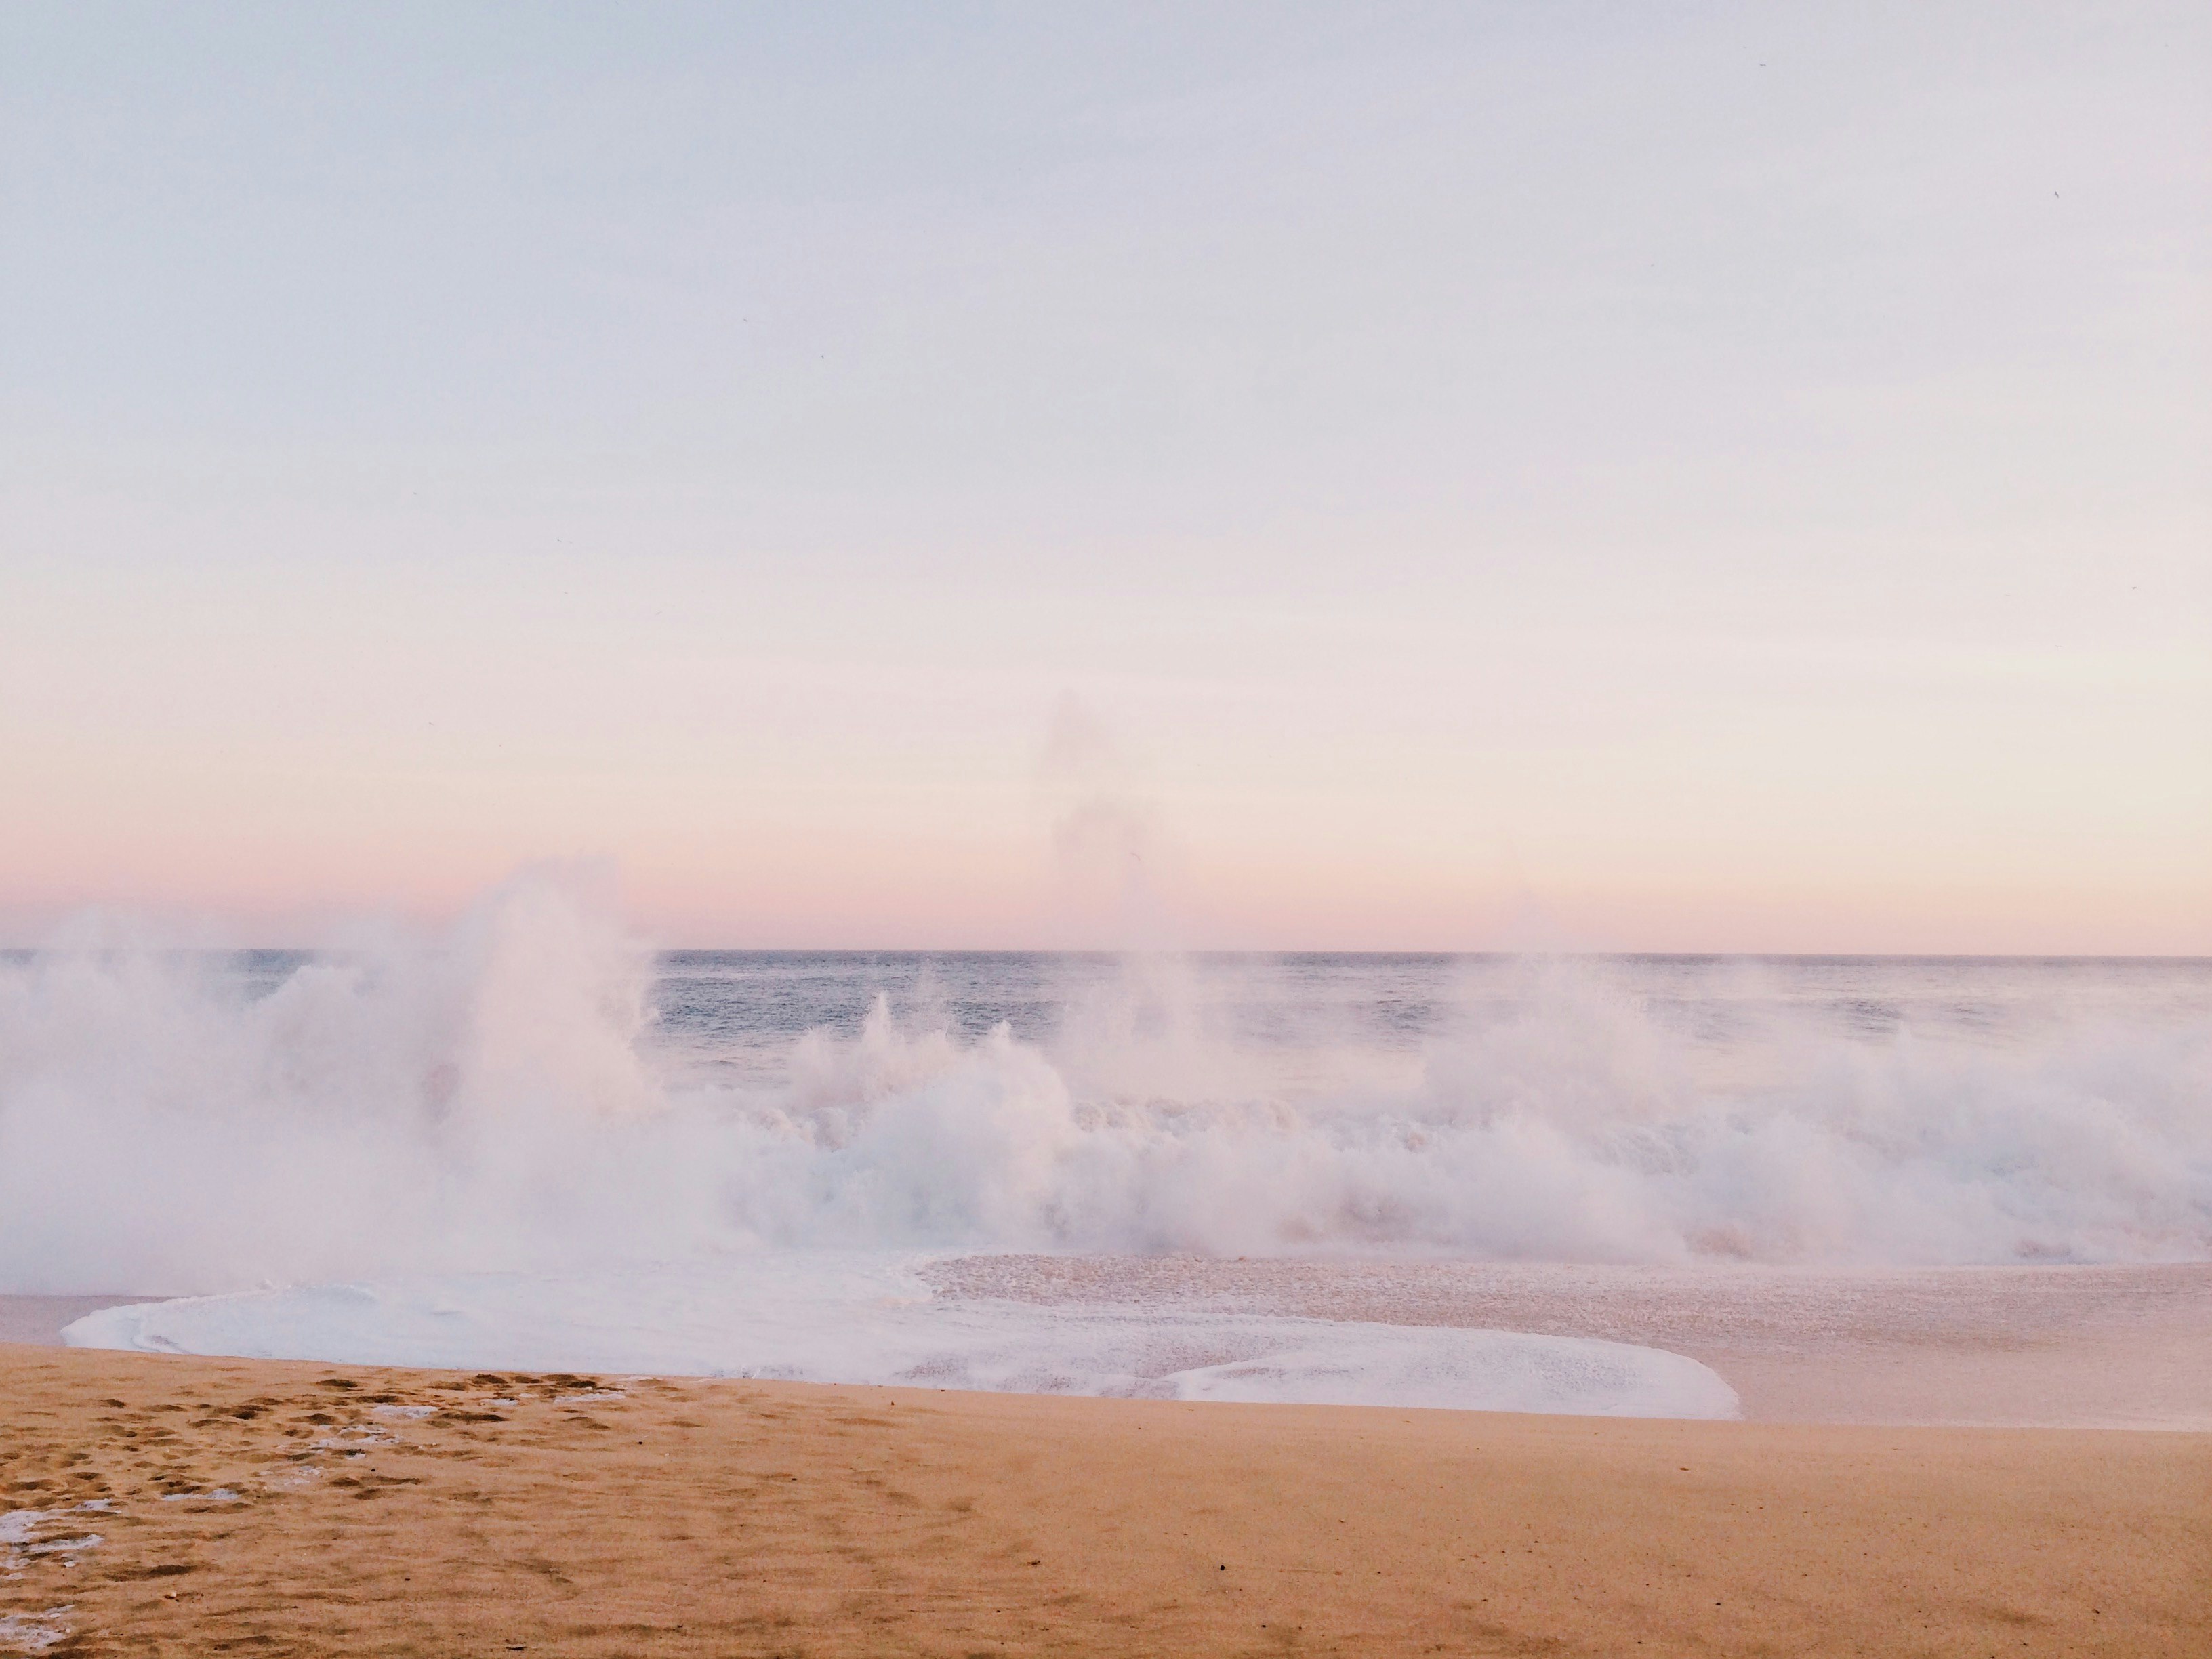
[{"xmin": 3, "ymin": 876, "xmax": 2208, "ymax": 1295}]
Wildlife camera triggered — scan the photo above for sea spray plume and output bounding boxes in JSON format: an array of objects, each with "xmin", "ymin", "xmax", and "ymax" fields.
[
  {"xmin": 5, "ymin": 881, "xmax": 2211, "ymax": 1293},
  {"xmin": 0, "ymin": 871, "xmax": 724, "ymax": 1294},
  {"xmin": 760, "ymin": 1005, "xmax": 1090, "ymax": 1244},
  {"xmin": 1036, "ymin": 693, "xmax": 1177, "ymax": 951},
  {"xmin": 1410, "ymin": 956, "xmax": 2212, "ymax": 1262},
  {"xmin": 429, "ymin": 866, "xmax": 659, "ymax": 1127},
  {"xmin": 693, "ymin": 953, "xmax": 2211, "ymax": 1264},
  {"xmin": 759, "ymin": 952, "xmax": 2210, "ymax": 1261},
  {"xmin": 724, "ymin": 962, "xmax": 1684, "ymax": 1258}
]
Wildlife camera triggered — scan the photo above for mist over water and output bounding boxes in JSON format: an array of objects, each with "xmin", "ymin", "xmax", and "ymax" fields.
[{"xmin": 4, "ymin": 876, "xmax": 2209, "ymax": 1297}]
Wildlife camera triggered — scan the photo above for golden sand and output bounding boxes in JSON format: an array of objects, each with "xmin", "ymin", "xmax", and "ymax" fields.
[{"xmin": 3, "ymin": 1343, "xmax": 2206, "ymax": 1656}]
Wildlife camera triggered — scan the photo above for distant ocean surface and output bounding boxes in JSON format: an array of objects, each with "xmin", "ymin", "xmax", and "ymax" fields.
[
  {"xmin": 10, "ymin": 884, "xmax": 2209, "ymax": 1411},
  {"xmin": 640, "ymin": 947, "xmax": 2212, "ymax": 1090},
  {"xmin": 173, "ymin": 943, "xmax": 2212, "ymax": 1099}
]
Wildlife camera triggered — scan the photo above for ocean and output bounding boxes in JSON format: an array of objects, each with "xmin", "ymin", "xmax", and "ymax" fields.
[{"xmin": 7, "ymin": 881, "xmax": 2209, "ymax": 1416}]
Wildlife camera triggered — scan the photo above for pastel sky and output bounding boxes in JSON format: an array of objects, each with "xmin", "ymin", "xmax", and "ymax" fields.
[{"xmin": 4, "ymin": 3, "xmax": 2208, "ymax": 952}]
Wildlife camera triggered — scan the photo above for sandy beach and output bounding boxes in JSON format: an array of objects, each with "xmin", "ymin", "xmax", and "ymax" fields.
[{"xmin": 5, "ymin": 1333, "xmax": 2208, "ymax": 1656}]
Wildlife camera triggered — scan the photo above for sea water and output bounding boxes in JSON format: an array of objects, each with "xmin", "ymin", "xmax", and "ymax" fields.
[{"xmin": 6, "ymin": 876, "xmax": 2207, "ymax": 1412}]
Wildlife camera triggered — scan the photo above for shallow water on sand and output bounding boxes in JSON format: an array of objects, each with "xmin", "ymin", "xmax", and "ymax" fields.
[{"xmin": 924, "ymin": 1255, "xmax": 2212, "ymax": 1428}]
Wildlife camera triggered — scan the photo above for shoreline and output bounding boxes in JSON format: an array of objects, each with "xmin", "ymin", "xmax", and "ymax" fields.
[
  {"xmin": 16, "ymin": 1256, "xmax": 2211, "ymax": 1430},
  {"xmin": 925, "ymin": 1255, "xmax": 2212, "ymax": 1429},
  {"xmin": 0, "ymin": 1294, "xmax": 159, "ymax": 1348}
]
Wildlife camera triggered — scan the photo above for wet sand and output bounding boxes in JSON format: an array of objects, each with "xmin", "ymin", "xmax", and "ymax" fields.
[
  {"xmin": 0, "ymin": 1300, "xmax": 154, "ymax": 1350},
  {"xmin": 12, "ymin": 1259, "xmax": 2211, "ymax": 1431},
  {"xmin": 14, "ymin": 1258, "xmax": 2212, "ymax": 1430},
  {"xmin": 925, "ymin": 1257, "xmax": 2212, "ymax": 1429},
  {"xmin": 4, "ymin": 1341, "xmax": 2208, "ymax": 1658}
]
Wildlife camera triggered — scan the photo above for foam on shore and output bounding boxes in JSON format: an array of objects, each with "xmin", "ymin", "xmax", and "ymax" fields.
[{"xmin": 62, "ymin": 1253, "xmax": 1739, "ymax": 1419}]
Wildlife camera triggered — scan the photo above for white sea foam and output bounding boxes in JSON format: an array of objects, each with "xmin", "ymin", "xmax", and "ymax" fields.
[
  {"xmin": 3, "ymin": 875, "xmax": 2207, "ymax": 1300},
  {"xmin": 0, "ymin": 1609, "xmax": 74, "ymax": 1655},
  {"xmin": 22, "ymin": 1538, "xmax": 100, "ymax": 1559},
  {"xmin": 61, "ymin": 1254, "xmax": 1740, "ymax": 1419},
  {"xmin": 0, "ymin": 1511, "xmax": 55, "ymax": 1548},
  {"xmin": 0, "ymin": 1509, "xmax": 100, "ymax": 1578}
]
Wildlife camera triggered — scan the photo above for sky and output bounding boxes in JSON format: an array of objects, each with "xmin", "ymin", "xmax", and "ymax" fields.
[{"xmin": 3, "ymin": 2, "xmax": 2208, "ymax": 952}]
